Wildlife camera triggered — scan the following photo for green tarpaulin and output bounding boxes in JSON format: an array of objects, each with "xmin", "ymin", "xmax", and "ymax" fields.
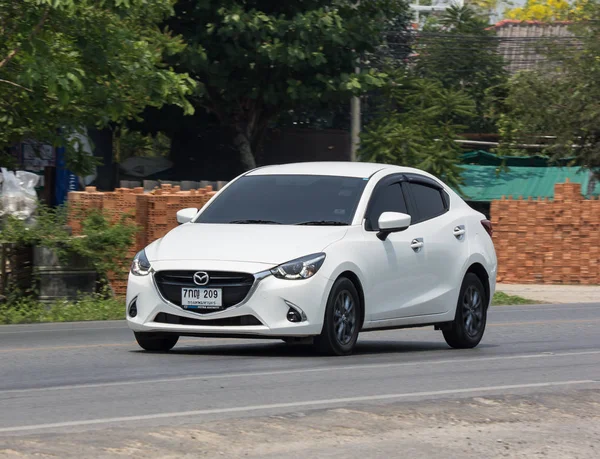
[
  {"xmin": 460, "ymin": 150, "xmax": 574, "ymax": 168},
  {"xmin": 458, "ymin": 165, "xmax": 599, "ymax": 202}
]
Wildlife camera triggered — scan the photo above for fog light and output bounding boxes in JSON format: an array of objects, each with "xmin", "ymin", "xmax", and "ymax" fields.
[
  {"xmin": 128, "ymin": 298, "xmax": 138, "ymax": 318},
  {"xmin": 284, "ymin": 300, "xmax": 307, "ymax": 323},
  {"xmin": 287, "ymin": 308, "xmax": 302, "ymax": 323}
]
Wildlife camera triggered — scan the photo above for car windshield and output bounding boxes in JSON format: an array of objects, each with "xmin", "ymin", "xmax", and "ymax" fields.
[{"xmin": 195, "ymin": 174, "xmax": 368, "ymax": 226}]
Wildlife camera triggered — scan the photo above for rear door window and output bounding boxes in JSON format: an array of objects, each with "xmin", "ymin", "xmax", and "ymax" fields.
[{"xmin": 408, "ymin": 182, "xmax": 447, "ymax": 224}]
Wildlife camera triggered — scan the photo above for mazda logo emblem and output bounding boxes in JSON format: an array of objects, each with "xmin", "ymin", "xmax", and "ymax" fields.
[{"xmin": 193, "ymin": 271, "xmax": 210, "ymax": 286}]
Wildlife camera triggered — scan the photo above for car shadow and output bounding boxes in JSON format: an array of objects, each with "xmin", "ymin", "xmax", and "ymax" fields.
[{"xmin": 132, "ymin": 339, "xmax": 496, "ymax": 358}]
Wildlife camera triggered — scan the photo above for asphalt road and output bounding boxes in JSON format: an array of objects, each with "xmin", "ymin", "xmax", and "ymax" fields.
[{"xmin": 1, "ymin": 302, "xmax": 599, "ymax": 440}]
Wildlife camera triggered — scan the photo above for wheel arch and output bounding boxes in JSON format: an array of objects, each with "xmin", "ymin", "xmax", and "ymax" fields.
[{"xmin": 465, "ymin": 262, "xmax": 491, "ymax": 309}]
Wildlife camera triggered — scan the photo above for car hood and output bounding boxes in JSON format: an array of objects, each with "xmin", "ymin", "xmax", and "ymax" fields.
[{"xmin": 146, "ymin": 223, "xmax": 349, "ymax": 265}]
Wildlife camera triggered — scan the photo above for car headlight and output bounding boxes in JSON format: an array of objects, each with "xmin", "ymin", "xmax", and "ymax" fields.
[
  {"xmin": 131, "ymin": 250, "xmax": 151, "ymax": 276},
  {"xmin": 271, "ymin": 253, "xmax": 326, "ymax": 280}
]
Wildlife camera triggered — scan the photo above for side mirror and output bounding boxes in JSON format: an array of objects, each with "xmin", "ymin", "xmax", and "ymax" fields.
[
  {"xmin": 377, "ymin": 212, "xmax": 411, "ymax": 241},
  {"xmin": 176, "ymin": 208, "xmax": 198, "ymax": 224}
]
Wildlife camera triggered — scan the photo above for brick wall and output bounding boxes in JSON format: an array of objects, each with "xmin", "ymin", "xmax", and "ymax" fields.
[{"xmin": 491, "ymin": 181, "xmax": 600, "ymax": 284}]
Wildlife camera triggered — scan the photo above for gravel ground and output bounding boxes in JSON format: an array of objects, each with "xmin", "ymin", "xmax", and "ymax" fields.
[{"xmin": 2, "ymin": 389, "xmax": 598, "ymax": 458}]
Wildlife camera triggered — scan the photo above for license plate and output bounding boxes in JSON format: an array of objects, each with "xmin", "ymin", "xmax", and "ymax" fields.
[{"xmin": 181, "ymin": 288, "xmax": 222, "ymax": 309}]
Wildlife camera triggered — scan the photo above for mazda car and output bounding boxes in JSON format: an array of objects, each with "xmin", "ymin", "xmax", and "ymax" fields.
[{"xmin": 126, "ymin": 162, "xmax": 497, "ymax": 355}]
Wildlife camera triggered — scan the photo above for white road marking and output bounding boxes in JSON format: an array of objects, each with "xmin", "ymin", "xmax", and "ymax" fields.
[
  {"xmin": 2, "ymin": 349, "xmax": 599, "ymax": 395},
  {"xmin": 0, "ymin": 379, "xmax": 595, "ymax": 434}
]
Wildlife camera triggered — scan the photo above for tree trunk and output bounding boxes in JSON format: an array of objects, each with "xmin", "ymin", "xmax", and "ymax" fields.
[{"xmin": 233, "ymin": 131, "xmax": 257, "ymax": 170}]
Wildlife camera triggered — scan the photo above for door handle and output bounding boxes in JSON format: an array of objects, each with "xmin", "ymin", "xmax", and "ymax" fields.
[
  {"xmin": 410, "ymin": 238, "xmax": 424, "ymax": 252},
  {"xmin": 453, "ymin": 225, "xmax": 466, "ymax": 239}
]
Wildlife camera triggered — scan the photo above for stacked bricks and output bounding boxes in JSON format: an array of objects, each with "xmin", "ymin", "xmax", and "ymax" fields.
[
  {"xmin": 67, "ymin": 184, "xmax": 216, "ymax": 296},
  {"xmin": 142, "ymin": 185, "xmax": 214, "ymax": 247},
  {"xmin": 67, "ymin": 186, "xmax": 105, "ymax": 234},
  {"xmin": 491, "ymin": 180, "xmax": 600, "ymax": 285},
  {"xmin": 102, "ymin": 187, "xmax": 145, "ymax": 295}
]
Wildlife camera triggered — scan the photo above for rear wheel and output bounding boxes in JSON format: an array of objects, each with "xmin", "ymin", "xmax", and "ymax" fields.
[
  {"xmin": 443, "ymin": 273, "xmax": 487, "ymax": 349},
  {"xmin": 134, "ymin": 332, "xmax": 179, "ymax": 352},
  {"xmin": 314, "ymin": 277, "xmax": 361, "ymax": 356}
]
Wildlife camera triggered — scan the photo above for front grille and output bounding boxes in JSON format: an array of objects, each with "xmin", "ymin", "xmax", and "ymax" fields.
[
  {"xmin": 154, "ymin": 312, "xmax": 262, "ymax": 327},
  {"xmin": 154, "ymin": 270, "xmax": 254, "ymax": 313}
]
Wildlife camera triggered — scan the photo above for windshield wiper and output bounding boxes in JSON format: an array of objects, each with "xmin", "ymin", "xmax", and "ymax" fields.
[
  {"xmin": 229, "ymin": 219, "xmax": 282, "ymax": 224},
  {"xmin": 296, "ymin": 220, "xmax": 348, "ymax": 226}
]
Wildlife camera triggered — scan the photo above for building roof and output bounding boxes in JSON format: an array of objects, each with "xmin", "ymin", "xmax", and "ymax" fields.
[
  {"xmin": 491, "ymin": 20, "xmax": 572, "ymax": 28},
  {"xmin": 459, "ymin": 165, "xmax": 599, "ymax": 202},
  {"xmin": 491, "ymin": 20, "xmax": 578, "ymax": 74}
]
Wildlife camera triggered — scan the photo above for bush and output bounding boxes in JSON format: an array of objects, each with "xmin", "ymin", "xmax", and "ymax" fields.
[
  {"xmin": 0, "ymin": 290, "xmax": 125, "ymax": 324},
  {"xmin": 0, "ymin": 205, "xmax": 138, "ymax": 318},
  {"xmin": 1, "ymin": 204, "xmax": 137, "ymax": 286}
]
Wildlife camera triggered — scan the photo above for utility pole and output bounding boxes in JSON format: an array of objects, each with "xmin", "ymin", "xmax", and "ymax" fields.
[
  {"xmin": 350, "ymin": 0, "xmax": 361, "ymax": 162},
  {"xmin": 350, "ymin": 66, "xmax": 361, "ymax": 162}
]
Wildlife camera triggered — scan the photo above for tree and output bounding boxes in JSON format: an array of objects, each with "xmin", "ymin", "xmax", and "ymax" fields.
[
  {"xmin": 415, "ymin": 5, "xmax": 508, "ymax": 133},
  {"xmin": 468, "ymin": 0, "xmax": 500, "ymax": 11},
  {"xmin": 166, "ymin": 0, "xmax": 412, "ymax": 170},
  {"xmin": 497, "ymin": 5, "xmax": 600, "ymax": 175},
  {"xmin": 359, "ymin": 74, "xmax": 476, "ymax": 189},
  {"xmin": 504, "ymin": 0, "xmax": 594, "ymax": 21},
  {"xmin": 0, "ymin": 0, "xmax": 194, "ymax": 175}
]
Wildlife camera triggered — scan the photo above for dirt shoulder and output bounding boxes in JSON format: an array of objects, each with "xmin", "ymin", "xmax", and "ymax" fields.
[
  {"xmin": 495, "ymin": 284, "xmax": 600, "ymax": 304},
  {"xmin": 1, "ymin": 389, "xmax": 599, "ymax": 458}
]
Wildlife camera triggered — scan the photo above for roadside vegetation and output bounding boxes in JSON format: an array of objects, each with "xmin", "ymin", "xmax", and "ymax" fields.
[
  {"xmin": 0, "ymin": 290, "xmax": 124, "ymax": 325},
  {"xmin": 492, "ymin": 291, "xmax": 538, "ymax": 306},
  {"xmin": 0, "ymin": 205, "xmax": 137, "ymax": 324}
]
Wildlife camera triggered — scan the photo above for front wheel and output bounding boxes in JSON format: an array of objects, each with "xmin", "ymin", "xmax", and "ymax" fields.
[
  {"xmin": 134, "ymin": 332, "xmax": 179, "ymax": 352},
  {"xmin": 314, "ymin": 277, "xmax": 361, "ymax": 356},
  {"xmin": 443, "ymin": 273, "xmax": 487, "ymax": 349}
]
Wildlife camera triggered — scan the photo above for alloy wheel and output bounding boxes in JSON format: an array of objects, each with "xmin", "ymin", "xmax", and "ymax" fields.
[
  {"xmin": 462, "ymin": 285, "xmax": 483, "ymax": 338},
  {"xmin": 333, "ymin": 290, "xmax": 357, "ymax": 345}
]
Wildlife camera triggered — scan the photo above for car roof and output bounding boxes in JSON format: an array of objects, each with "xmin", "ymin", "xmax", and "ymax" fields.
[{"xmin": 246, "ymin": 162, "xmax": 418, "ymax": 179}]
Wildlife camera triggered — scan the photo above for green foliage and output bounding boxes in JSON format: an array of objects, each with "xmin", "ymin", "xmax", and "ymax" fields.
[
  {"xmin": 359, "ymin": 74, "xmax": 476, "ymax": 190},
  {"xmin": 167, "ymin": 0, "xmax": 412, "ymax": 169},
  {"xmin": 0, "ymin": 0, "xmax": 195, "ymax": 176},
  {"xmin": 497, "ymin": 5, "xmax": 600, "ymax": 174},
  {"xmin": 360, "ymin": 5, "xmax": 508, "ymax": 189},
  {"xmin": 416, "ymin": 5, "xmax": 508, "ymax": 133},
  {"xmin": 116, "ymin": 128, "xmax": 171, "ymax": 162},
  {"xmin": 70, "ymin": 211, "xmax": 138, "ymax": 279},
  {"xmin": 0, "ymin": 205, "xmax": 137, "ymax": 281},
  {"xmin": 0, "ymin": 290, "xmax": 124, "ymax": 324},
  {"xmin": 0, "ymin": 206, "xmax": 72, "ymax": 248},
  {"xmin": 492, "ymin": 291, "xmax": 538, "ymax": 306}
]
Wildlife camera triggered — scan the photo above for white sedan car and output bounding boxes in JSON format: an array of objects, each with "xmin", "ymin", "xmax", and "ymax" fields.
[{"xmin": 126, "ymin": 162, "xmax": 497, "ymax": 355}]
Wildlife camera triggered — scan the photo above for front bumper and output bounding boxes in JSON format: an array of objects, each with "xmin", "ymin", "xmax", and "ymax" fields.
[{"xmin": 126, "ymin": 260, "xmax": 332, "ymax": 337}]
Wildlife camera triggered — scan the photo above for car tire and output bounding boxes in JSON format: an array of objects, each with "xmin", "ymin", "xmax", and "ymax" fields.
[
  {"xmin": 443, "ymin": 273, "xmax": 487, "ymax": 349},
  {"xmin": 134, "ymin": 332, "xmax": 179, "ymax": 352},
  {"xmin": 314, "ymin": 277, "xmax": 361, "ymax": 356}
]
